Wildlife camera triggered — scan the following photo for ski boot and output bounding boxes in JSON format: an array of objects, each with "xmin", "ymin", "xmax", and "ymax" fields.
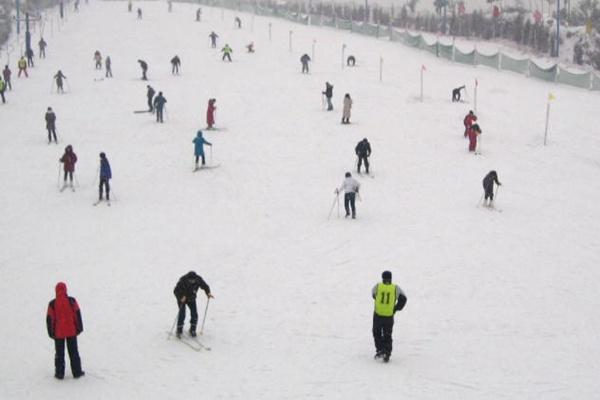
[
  {"xmin": 189, "ymin": 328, "xmax": 197, "ymax": 338},
  {"xmin": 383, "ymin": 354, "xmax": 390, "ymax": 363},
  {"xmin": 374, "ymin": 351, "xmax": 383, "ymax": 360},
  {"xmin": 176, "ymin": 328, "xmax": 183, "ymax": 339}
]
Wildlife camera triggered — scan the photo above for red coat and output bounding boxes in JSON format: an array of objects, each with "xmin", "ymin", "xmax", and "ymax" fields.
[
  {"xmin": 467, "ymin": 128, "xmax": 478, "ymax": 152},
  {"xmin": 46, "ymin": 282, "xmax": 83, "ymax": 339},
  {"xmin": 464, "ymin": 114, "xmax": 477, "ymax": 128},
  {"xmin": 60, "ymin": 149, "xmax": 77, "ymax": 172},
  {"xmin": 206, "ymin": 103, "xmax": 216, "ymax": 126}
]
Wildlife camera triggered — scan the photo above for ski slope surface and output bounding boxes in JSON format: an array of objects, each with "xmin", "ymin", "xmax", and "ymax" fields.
[{"xmin": 1, "ymin": 2, "xmax": 600, "ymax": 399}]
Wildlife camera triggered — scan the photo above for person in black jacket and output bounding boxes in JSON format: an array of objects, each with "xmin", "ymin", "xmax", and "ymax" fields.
[
  {"xmin": 45, "ymin": 107, "xmax": 58, "ymax": 144},
  {"xmin": 153, "ymin": 92, "xmax": 167, "ymax": 123},
  {"xmin": 482, "ymin": 170, "xmax": 501, "ymax": 208},
  {"xmin": 355, "ymin": 138, "xmax": 371, "ymax": 174},
  {"xmin": 452, "ymin": 85, "xmax": 465, "ymax": 102},
  {"xmin": 372, "ymin": 271, "xmax": 406, "ymax": 363},
  {"xmin": 322, "ymin": 82, "xmax": 333, "ymax": 111},
  {"xmin": 300, "ymin": 54, "xmax": 311, "ymax": 74},
  {"xmin": 138, "ymin": 59, "xmax": 148, "ymax": 80},
  {"xmin": 146, "ymin": 85, "xmax": 155, "ymax": 112},
  {"xmin": 173, "ymin": 271, "xmax": 213, "ymax": 338},
  {"xmin": 170, "ymin": 55, "xmax": 181, "ymax": 75}
]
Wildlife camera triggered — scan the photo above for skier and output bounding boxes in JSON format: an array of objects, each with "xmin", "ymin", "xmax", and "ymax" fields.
[
  {"xmin": 153, "ymin": 92, "xmax": 167, "ymax": 123},
  {"xmin": 46, "ymin": 282, "xmax": 85, "ymax": 379},
  {"xmin": 0, "ymin": 76, "xmax": 6, "ymax": 104},
  {"xmin": 45, "ymin": 107, "xmax": 58, "ymax": 144},
  {"xmin": 146, "ymin": 85, "xmax": 155, "ymax": 112},
  {"xmin": 137, "ymin": 59, "xmax": 148, "ymax": 80},
  {"xmin": 59, "ymin": 145, "xmax": 78, "ymax": 188},
  {"xmin": 39, "ymin": 37, "xmax": 47, "ymax": 58},
  {"xmin": 463, "ymin": 110, "xmax": 477, "ymax": 138},
  {"xmin": 342, "ymin": 93, "xmax": 352, "ymax": 124},
  {"xmin": 452, "ymin": 85, "xmax": 465, "ymax": 102},
  {"xmin": 300, "ymin": 53, "xmax": 311, "ymax": 74},
  {"xmin": 467, "ymin": 123, "xmax": 481, "ymax": 153},
  {"xmin": 127, "ymin": 0, "xmax": 132, "ymax": 12},
  {"xmin": 372, "ymin": 271, "xmax": 407, "ymax": 363},
  {"xmin": 168, "ymin": 0, "xmax": 172, "ymax": 12},
  {"xmin": 246, "ymin": 42, "xmax": 255, "ymax": 53},
  {"xmin": 335, "ymin": 172, "xmax": 360, "ymax": 219},
  {"xmin": 322, "ymin": 82, "xmax": 333, "ymax": 111},
  {"xmin": 355, "ymin": 138, "xmax": 371, "ymax": 174},
  {"xmin": 209, "ymin": 31, "xmax": 218, "ymax": 48},
  {"xmin": 347, "ymin": 55, "xmax": 356, "ymax": 67},
  {"xmin": 206, "ymin": 98, "xmax": 217, "ymax": 129},
  {"xmin": 193, "ymin": 130, "xmax": 212, "ymax": 169},
  {"xmin": 17, "ymin": 56, "xmax": 28, "ymax": 78},
  {"xmin": 105, "ymin": 56, "xmax": 112, "ymax": 78},
  {"xmin": 137, "ymin": 7, "xmax": 142, "ymax": 19},
  {"xmin": 196, "ymin": 7, "xmax": 202, "ymax": 21},
  {"xmin": 98, "ymin": 152, "xmax": 112, "ymax": 203},
  {"xmin": 170, "ymin": 55, "xmax": 181, "ymax": 75},
  {"xmin": 74, "ymin": 0, "xmax": 79, "ymax": 12},
  {"xmin": 221, "ymin": 44, "xmax": 233, "ymax": 62},
  {"xmin": 54, "ymin": 70, "xmax": 67, "ymax": 93},
  {"xmin": 482, "ymin": 170, "xmax": 501, "ymax": 208},
  {"xmin": 26, "ymin": 47, "xmax": 34, "ymax": 67},
  {"xmin": 173, "ymin": 271, "xmax": 213, "ymax": 338},
  {"xmin": 93, "ymin": 50, "xmax": 102, "ymax": 69},
  {"xmin": 2, "ymin": 65, "xmax": 12, "ymax": 90},
  {"xmin": 234, "ymin": 16, "xmax": 242, "ymax": 28}
]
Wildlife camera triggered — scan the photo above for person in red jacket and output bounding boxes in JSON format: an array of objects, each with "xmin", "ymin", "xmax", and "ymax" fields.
[
  {"xmin": 59, "ymin": 145, "xmax": 77, "ymax": 189},
  {"xmin": 206, "ymin": 98, "xmax": 216, "ymax": 129},
  {"xmin": 468, "ymin": 123, "xmax": 481, "ymax": 153},
  {"xmin": 463, "ymin": 110, "xmax": 477, "ymax": 138},
  {"xmin": 46, "ymin": 282, "xmax": 84, "ymax": 380}
]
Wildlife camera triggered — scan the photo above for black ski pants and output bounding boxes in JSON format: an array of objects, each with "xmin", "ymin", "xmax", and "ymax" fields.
[
  {"xmin": 54, "ymin": 336, "xmax": 83, "ymax": 378},
  {"xmin": 147, "ymin": 96, "xmax": 154, "ymax": 111},
  {"xmin": 222, "ymin": 53, "xmax": 231, "ymax": 62},
  {"xmin": 156, "ymin": 107, "xmax": 164, "ymax": 123},
  {"xmin": 99, "ymin": 178, "xmax": 110, "ymax": 200},
  {"xmin": 0, "ymin": 90, "xmax": 5, "ymax": 103},
  {"xmin": 484, "ymin": 184, "xmax": 494, "ymax": 200},
  {"xmin": 301, "ymin": 62, "xmax": 309, "ymax": 74},
  {"xmin": 176, "ymin": 299, "xmax": 198, "ymax": 332},
  {"xmin": 47, "ymin": 127, "xmax": 57, "ymax": 143},
  {"xmin": 357, "ymin": 155, "xmax": 369, "ymax": 174},
  {"xmin": 63, "ymin": 171, "xmax": 73, "ymax": 182},
  {"xmin": 195, "ymin": 155, "xmax": 206, "ymax": 165},
  {"xmin": 172, "ymin": 64, "xmax": 179, "ymax": 74},
  {"xmin": 105, "ymin": 67, "xmax": 112, "ymax": 78},
  {"xmin": 372, "ymin": 314, "xmax": 394, "ymax": 356},
  {"xmin": 344, "ymin": 192, "xmax": 356, "ymax": 217}
]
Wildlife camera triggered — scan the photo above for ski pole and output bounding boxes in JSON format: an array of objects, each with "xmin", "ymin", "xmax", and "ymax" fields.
[
  {"xmin": 477, "ymin": 193, "xmax": 484, "ymax": 207},
  {"xmin": 494, "ymin": 184, "xmax": 500, "ymax": 203},
  {"xmin": 199, "ymin": 298, "xmax": 210, "ymax": 335},
  {"xmin": 57, "ymin": 162, "xmax": 62, "ymax": 188},
  {"xmin": 210, "ymin": 145, "xmax": 213, "ymax": 165},
  {"xmin": 74, "ymin": 172, "xmax": 80, "ymax": 188},
  {"xmin": 336, "ymin": 193, "xmax": 340, "ymax": 217},
  {"xmin": 327, "ymin": 192, "xmax": 339, "ymax": 220},
  {"xmin": 167, "ymin": 303, "xmax": 182, "ymax": 339}
]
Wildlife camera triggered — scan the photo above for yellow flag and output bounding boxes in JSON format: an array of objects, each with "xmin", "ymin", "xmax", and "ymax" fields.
[{"xmin": 548, "ymin": 93, "xmax": 556, "ymax": 101}]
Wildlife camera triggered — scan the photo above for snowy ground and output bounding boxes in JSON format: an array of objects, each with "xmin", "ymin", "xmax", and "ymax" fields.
[{"xmin": 2, "ymin": 1, "xmax": 600, "ymax": 399}]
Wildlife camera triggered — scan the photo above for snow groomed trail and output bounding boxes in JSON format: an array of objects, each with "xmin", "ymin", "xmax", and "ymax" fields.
[{"xmin": 1, "ymin": 1, "xmax": 600, "ymax": 399}]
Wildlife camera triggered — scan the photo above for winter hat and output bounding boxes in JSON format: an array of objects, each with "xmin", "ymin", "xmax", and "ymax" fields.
[
  {"xmin": 99, "ymin": 152, "xmax": 106, "ymax": 159},
  {"xmin": 47, "ymin": 107, "xmax": 52, "ymax": 111},
  {"xmin": 382, "ymin": 271, "xmax": 392, "ymax": 282},
  {"xmin": 197, "ymin": 130, "xmax": 203, "ymax": 136},
  {"xmin": 345, "ymin": 172, "xmax": 351, "ymax": 178}
]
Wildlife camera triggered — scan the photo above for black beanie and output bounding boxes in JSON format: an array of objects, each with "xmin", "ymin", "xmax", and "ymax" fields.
[{"xmin": 382, "ymin": 271, "xmax": 392, "ymax": 281}]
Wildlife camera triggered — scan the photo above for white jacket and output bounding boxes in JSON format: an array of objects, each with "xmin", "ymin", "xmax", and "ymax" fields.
[{"xmin": 339, "ymin": 177, "xmax": 360, "ymax": 194}]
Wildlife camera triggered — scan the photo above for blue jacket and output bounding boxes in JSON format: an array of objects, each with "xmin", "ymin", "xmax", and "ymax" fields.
[
  {"xmin": 100, "ymin": 158, "xmax": 112, "ymax": 179},
  {"xmin": 193, "ymin": 132, "xmax": 211, "ymax": 156}
]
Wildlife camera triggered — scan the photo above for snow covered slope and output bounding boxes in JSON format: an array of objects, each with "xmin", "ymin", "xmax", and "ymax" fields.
[{"xmin": 1, "ymin": 1, "xmax": 600, "ymax": 399}]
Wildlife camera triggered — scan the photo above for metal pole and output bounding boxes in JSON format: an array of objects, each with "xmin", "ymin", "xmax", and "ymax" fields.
[
  {"xmin": 269, "ymin": 22, "xmax": 272, "ymax": 41},
  {"xmin": 341, "ymin": 44, "xmax": 346, "ymax": 69},
  {"xmin": 379, "ymin": 56, "xmax": 383, "ymax": 82},
  {"xmin": 556, "ymin": 0, "xmax": 560, "ymax": 57},
  {"xmin": 544, "ymin": 101, "xmax": 551, "ymax": 146},
  {"xmin": 16, "ymin": 0, "xmax": 20, "ymax": 35},
  {"xmin": 289, "ymin": 30, "xmax": 293, "ymax": 52}
]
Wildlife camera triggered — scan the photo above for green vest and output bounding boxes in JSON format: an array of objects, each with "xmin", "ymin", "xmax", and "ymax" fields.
[
  {"xmin": 374, "ymin": 283, "xmax": 396, "ymax": 317},
  {"xmin": 0, "ymin": 80, "xmax": 5, "ymax": 91},
  {"xmin": 18, "ymin": 59, "xmax": 26, "ymax": 68}
]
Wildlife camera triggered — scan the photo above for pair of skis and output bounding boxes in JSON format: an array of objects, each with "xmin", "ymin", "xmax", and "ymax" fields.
[
  {"xmin": 169, "ymin": 332, "xmax": 211, "ymax": 352},
  {"xmin": 93, "ymin": 199, "xmax": 111, "ymax": 207}
]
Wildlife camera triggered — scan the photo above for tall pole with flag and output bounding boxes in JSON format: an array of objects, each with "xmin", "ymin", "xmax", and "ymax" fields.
[
  {"xmin": 474, "ymin": 78, "xmax": 478, "ymax": 114},
  {"xmin": 420, "ymin": 64, "xmax": 426, "ymax": 102},
  {"xmin": 544, "ymin": 93, "xmax": 556, "ymax": 146}
]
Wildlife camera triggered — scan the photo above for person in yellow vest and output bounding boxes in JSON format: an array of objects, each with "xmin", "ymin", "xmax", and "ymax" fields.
[
  {"xmin": 0, "ymin": 77, "xmax": 6, "ymax": 104},
  {"xmin": 372, "ymin": 270, "xmax": 406, "ymax": 362},
  {"xmin": 18, "ymin": 56, "xmax": 28, "ymax": 78}
]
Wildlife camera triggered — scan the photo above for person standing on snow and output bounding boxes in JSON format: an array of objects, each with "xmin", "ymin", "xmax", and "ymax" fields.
[
  {"xmin": 355, "ymin": 138, "xmax": 371, "ymax": 174},
  {"xmin": 372, "ymin": 271, "xmax": 407, "ymax": 363},
  {"xmin": 146, "ymin": 85, "xmax": 155, "ymax": 112},
  {"xmin": 221, "ymin": 44, "xmax": 233, "ymax": 62},
  {"xmin": 482, "ymin": 170, "xmax": 501, "ymax": 208},
  {"xmin": 209, "ymin": 31, "xmax": 219, "ymax": 48},
  {"xmin": 234, "ymin": 16, "xmax": 242, "ymax": 28},
  {"xmin": 206, "ymin": 98, "xmax": 216, "ymax": 129},
  {"xmin": 452, "ymin": 85, "xmax": 465, "ymax": 102},
  {"xmin": 26, "ymin": 47, "xmax": 35, "ymax": 67},
  {"xmin": 137, "ymin": 7, "xmax": 143, "ymax": 19},
  {"xmin": 46, "ymin": 282, "xmax": 85, "ymax": 379},
  {"xmin": 322, "ymin": 82, "xmax": 333, "ymax": 111},
  {"xmin": 138, "ymin": 59, "xmax": 148, "ymax": 80},
  {"xmin": 98, "ymin": 152, "xmax": 112, "ymax": 202},
  {"xmin": 335, "ymin": 172, "xmax": 360, "ymax": 219},
  {"xmin": 300, "ymin": 53, "xmax": 311, "ymax": 74},
  {"xmin": 0, "ymin": 76, "xmax": 6, "ymax": 104},
  {"xmin": 3, "ymin": 65, "xmax": 12, "ymax": 90},
  {"xmin": 173, "ymin": 271, "xmax": 213, "ymax": 338},
  {"xmin": 196, "ymin": 7, "xmax": 202, "ymax": 21},
  {"xmin": 463, "ymin": 110, "xmax": 477, "ymax": 138},
  {"xmin": 193, "ymin": 131, "xmax": 212, "ymax": 169},
  {"xmin": 153, "ymin": 91, "xmax": 167, "ymax": 123},
  {"xmin": 54, "ymin": 70, "xmax": 67, "ymax": 93},
  {"xmin": 93, "ymin": 50, "xmax": 102, "ymax": 69},
  {"xmin": 467, "ymin": 123, "xmax": 481, "ymax": 153},
  {"xmin": 39, "ymin": 37, "xmax": 48, "ymax": 58},
  {"xmin": 170, "ymin": 55, "xmax": 181, "ymax": 75},
  {"xmin": 17, "ymin": 56, "xmax": 28, "ymax": 78},
  {"xmin": 105, "ymin": 56, "xmax": 113, "ymax": 78},
  {"xmin": 45, "ymin": 107, "xmax": 58, "ymax": 144},
  {"xmin": 342, "ymin": 93, "xmax": 353, "ymax": 124},
  {"xmin": 59, "ymin": 145, "xmax": 78, "ymax": 188}
]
